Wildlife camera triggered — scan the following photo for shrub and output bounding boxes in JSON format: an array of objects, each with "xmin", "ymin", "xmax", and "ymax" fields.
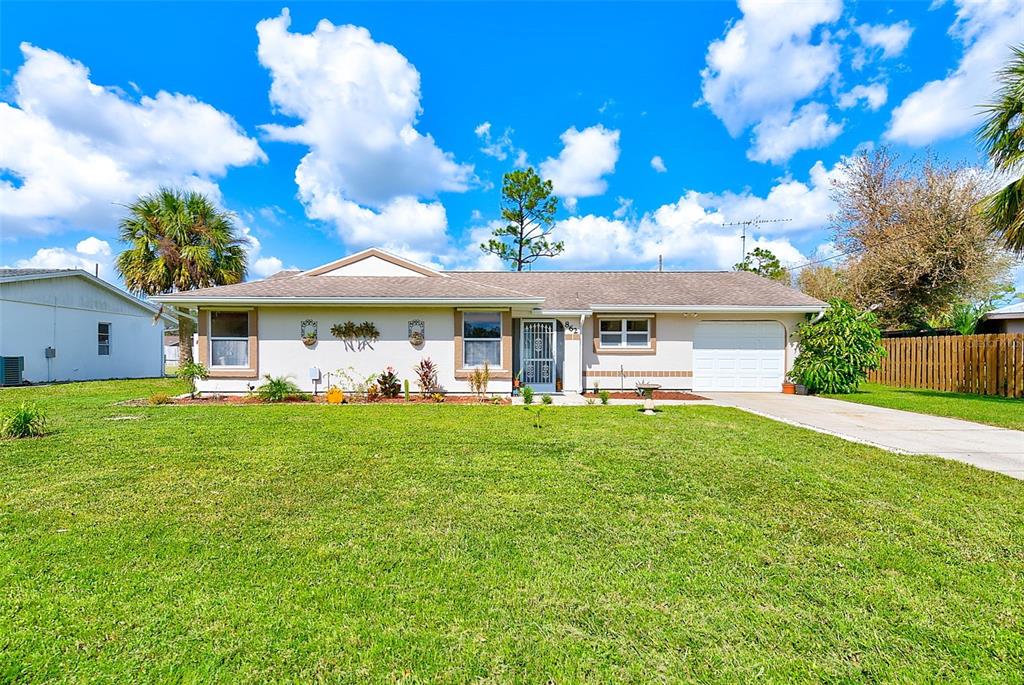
[
  {"xmin": 377, "ymin": 367, "xmax": 401, "ymax": 398},
  {"xmin": 148, "ymin": 393, "xmax": 172, "ymax": 405},
  {"xmin": 469, "ymin": 362, "xmax": 490, "ymax": 398},
  {"xmin": 366, "ymin": 384, "xmax": 381, "ymax": 403},
  {"xmin": 541, "ymin": 394, "xmax": 553, "ymax": 405},
  {"xmin": 1, "ymin": 402, "xmax": 47, "ymax": 438},
  {"xmin": 256, "ymin": 375, "xmax": 302, "ymax": 402},
  {"xmin": 791, "ymin": 299, "xmax": 885, "ymax": 394},
  {"xmin": 176, "ymin": 361, "xmax": 208, "ymax": 399},
  {"xmin": 414, "ymin": 357, "xmax": 439, "ymax": 395},
  {"xmin": 333, "ymin": 367, "xmax": 378, "ymax": 399},
  {"xmin": 598, "ymin": 390, "xmax": 610, "ymax": 405},
  {"xmin": 521, "ymin": 386, "xmax": 535, "ymax": 405},
  {"xmin": 430, "ymin": 392, "xmax": 445, "ymax": 403}
]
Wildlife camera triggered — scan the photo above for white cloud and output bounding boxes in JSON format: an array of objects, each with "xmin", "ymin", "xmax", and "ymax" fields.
[
  {"xmin": 855, "ymin": 21, "xmax": 913, "ymax": 59},
  {"xmin": 650, "ymin": 155, "xmax": 668, "ymax": 173},
  {"xmin": 474, "ymin": 121, "xmax": 527, "ymax": 164},
  {"xmin": 0, "ymin": 43, "xmax": 264, "ymax": 238},
  {"xmin": 251, "ymin": 256, "xmax": 284, "ymax": 278},
  {"xmin": 7, "ymin": 236, "xmax": 114, "ymax": 279},
  {"xmin": 837, "ymin": 83, "xmax": 888, "ymax": 111},
  {"xmin": 539, "ymin": 124, "xmax": 621, "ymax": 211},
  {"xmin": 699, "ymin": 0, "xmax": 842, "ymax": 163},
  {"xmin": 613, "ymin": 196, "xmax": 634, "ymax": 219},
  {"xmin": 886, "ymin": 0, "xmax": 1024, "ymax": 145},
  {"xmin": 748, "ymin": 103, "xmax": 844, "ymax": 164},
  {"xmin": 530, "ymin": 159, "xmax": 842, "ymax": 270},
  {"xmin": 256, "ymin": 9, "xmax": 473, "ymax": 249},
  {"xmin": 75, "ymin": 236, "xmax": 112, "ymax": 257}
]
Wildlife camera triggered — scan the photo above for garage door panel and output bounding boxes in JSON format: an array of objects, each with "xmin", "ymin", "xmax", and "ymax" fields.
[{"xmin": 693, "ymin": 321, "xmax": 785, "ymax": 392}]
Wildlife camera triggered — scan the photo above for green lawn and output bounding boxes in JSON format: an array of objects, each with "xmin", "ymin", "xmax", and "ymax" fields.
[
  {"xmin": 826, "ymin": 382, "xmax": 1024, "ymax": 431},
  {"xmin": 2, "ymin": 380, "xmax": 1023, "ymax": 683}
]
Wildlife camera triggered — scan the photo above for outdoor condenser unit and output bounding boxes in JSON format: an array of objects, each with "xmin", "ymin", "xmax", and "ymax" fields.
[{"xmin": 0, "ymin": 356, "xmax": 25, "ymax": 386}]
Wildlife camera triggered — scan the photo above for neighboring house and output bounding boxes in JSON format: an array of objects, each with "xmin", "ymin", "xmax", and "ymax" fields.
[
  {"xmin": 979, "ymin": 302, "xmax": 1024, "ymax": 335},
  {"xmin": 164, "ymin": 334, "xmax": 180, "ymax": 363},
  {"xmin": 0, "ymin": 268, "xmax": 174, "ymax": 384},
  {"xmin": 152, "ymin": 248, "xmax": 826, "ymax": 395}
]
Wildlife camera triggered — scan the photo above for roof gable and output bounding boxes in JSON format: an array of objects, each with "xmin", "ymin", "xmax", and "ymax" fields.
[
  {"xmin": 0, "ymin": 269, "xmax": 175, "ymax": 323},
  {"xmin": 303, "ymin": 248, "xmax": 441, "ymax": 278}
]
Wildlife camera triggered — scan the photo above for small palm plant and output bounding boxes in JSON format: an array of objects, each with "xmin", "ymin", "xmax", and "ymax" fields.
[
  {"xmin": 1, "ymin": 402, "xmax": 47, "ymax": 438},
  {"xmin": 256, "ymin": 375, "xmax": 302, "ymax": 402}
]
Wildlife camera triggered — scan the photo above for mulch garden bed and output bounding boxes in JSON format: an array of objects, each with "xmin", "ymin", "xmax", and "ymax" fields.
[
  {"xmin": 583, "ymin": 390, "xmax": 708, "ymax": 400},
  {"xmin": 125, "ymin": 394, "xmax": 511, "ymax": 406}
]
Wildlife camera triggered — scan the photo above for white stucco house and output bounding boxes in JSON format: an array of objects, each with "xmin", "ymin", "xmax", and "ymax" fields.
[
  {"xmin": 0, "ymin": 268, "xmax": 174, "ymax": 385},
  {"xmin": 151, "ymin": 248, "xmax": 826, "ymax": 396}
]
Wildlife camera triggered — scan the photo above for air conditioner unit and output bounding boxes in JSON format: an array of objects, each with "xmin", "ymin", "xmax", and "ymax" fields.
[{"xmin": 0, "ymin": 356, "xmax": 25, "ymax": 386}]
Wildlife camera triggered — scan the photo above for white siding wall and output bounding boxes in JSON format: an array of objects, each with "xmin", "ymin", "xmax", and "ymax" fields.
[
  {"xmin": 1006, "ymin": 320, "xmax": 1024, "ymax": 335},
  {"xmin": 196, "ymin": 307, "xmax": 514, "ymax": 395},
  {"xmin": 0, "ymin": 276, "xmax": 165, "ymax": 382},
  {"xmin": 581, "ymin": 312, "xmax": 806, "ymax": 390}
]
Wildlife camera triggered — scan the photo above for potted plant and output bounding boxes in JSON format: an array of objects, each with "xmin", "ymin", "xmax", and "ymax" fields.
[{"xmin": 782, "ymin": 372, "xmax": 797, "ymax": 394}]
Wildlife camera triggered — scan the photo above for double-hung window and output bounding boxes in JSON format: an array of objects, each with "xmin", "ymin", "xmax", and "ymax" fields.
[
  {"xmin": 97, "ymin": 322, "xmax": 111, "ymax": 355},
  {"xmin": 463, "ymin": 312, "xmax": 502, "ymax": 367},
  {"xmin": 599, "ymin": 318, "xmax": 650, "ymax": 348},
  {"xmin": 210, "ymin": 311, "xmax": 249, "ymax": 367}
]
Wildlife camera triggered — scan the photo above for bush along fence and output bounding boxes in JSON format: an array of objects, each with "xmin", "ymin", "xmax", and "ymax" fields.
[{"xmin": 867, "ymin": 334, "xmax": 1024, "ymax": 398}]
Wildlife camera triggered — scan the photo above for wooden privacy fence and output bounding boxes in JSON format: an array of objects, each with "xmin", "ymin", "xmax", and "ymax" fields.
[{"xmin": 868, "ymin": 334, "xmax": 1024, "ymax": 398}]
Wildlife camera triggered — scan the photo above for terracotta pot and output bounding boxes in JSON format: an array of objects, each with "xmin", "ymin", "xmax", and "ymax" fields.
[{"xmin": 782, "ymin": 382, "xmax": 796, "ymax": 394}]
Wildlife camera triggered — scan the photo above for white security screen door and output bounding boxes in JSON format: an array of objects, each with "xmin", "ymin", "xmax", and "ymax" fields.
[{"xmin": 521, "ymin": 320, "xmax": 556, "ymax": 392}]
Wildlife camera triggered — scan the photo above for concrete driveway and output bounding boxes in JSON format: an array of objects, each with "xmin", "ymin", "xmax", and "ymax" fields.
[{"xmin": 705, "ymin": 392, "xmax": 1024, "ymax": 480}]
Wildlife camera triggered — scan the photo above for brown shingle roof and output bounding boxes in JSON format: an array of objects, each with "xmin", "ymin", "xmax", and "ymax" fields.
[
  {"xmin": 160, "ymin": 273, "xmax": 541, "ymax": 302},
  {"xmin": 156, "ymin": 268, "xmax": 823, "ymax": 309},
  {"xmin": 451, "ymin": 270, "xmax": 823, "ymax": 309}
]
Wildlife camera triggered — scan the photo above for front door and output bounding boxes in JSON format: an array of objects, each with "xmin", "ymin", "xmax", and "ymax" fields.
[{"xmin": 521, "ymin": 320, "xmax": 556, "ymax": 392}]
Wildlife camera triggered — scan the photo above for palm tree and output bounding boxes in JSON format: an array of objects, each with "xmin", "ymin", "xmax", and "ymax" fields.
[
  {"xmin": 978, "ymin": 44, "xmax": 1024, "ymax": 255},
  {"xmin": 116, "ymin": 188, "xmax": 247, "ymax": 365}
]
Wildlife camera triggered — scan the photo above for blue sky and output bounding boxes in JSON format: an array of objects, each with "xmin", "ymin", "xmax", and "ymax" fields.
[{"xmin": 1, "ymin": 1, "xmax": 1021, "ymax": 286}]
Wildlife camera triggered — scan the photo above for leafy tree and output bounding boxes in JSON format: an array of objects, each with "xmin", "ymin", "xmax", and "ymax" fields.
[
  {"xmin": 481, "ymin": 167, "xmax": 563, "ymax": 271},
  {"xmin": 116, "ymin": 188, "xmax": 248, "ymax": 365},
  {"xmin": 796, "ymin": 264, "xmax": 849, "ymax": 302},
  {"xmin": 831, "ymin": 148, "xmax": 1013, "ymax": 327},
  {"xmin": 978, "ymin": 44, "xmax": 1024, "ymax": 254},
  {"xmin": 790, "ymin": 299, "xmax": 885, "ymax": 394},
  {"xmin": 733, "ymin": 247, "xmax": 790, "ymax": 283}
]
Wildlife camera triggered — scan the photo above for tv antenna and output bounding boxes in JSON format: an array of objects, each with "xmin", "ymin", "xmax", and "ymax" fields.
[{"xmin": 722, "ymin": 217, "xmax": 792, "ymax": 261}]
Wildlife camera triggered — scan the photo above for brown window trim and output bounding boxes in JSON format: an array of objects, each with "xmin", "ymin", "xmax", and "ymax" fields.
[
  {"xmin": 593, "ymin": 315, "xmax": 657, "ymax": 355},
  {"xmin": 198, "ymin": 308, "xmax": 260, "ymax": 379},
  {"xmin": 453, "ymin": 309, "xmax": 512, "ymax": 380}
]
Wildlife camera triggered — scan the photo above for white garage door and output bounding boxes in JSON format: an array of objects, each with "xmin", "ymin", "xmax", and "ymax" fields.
[{"xmin": 693, "ymin": 321, "xmax": 785, "ymax": 392}]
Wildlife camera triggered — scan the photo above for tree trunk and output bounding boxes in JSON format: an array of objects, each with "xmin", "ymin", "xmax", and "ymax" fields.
[{"xmin": 178, "ymin": 309, "xmax": 195, "ymax": 367}]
